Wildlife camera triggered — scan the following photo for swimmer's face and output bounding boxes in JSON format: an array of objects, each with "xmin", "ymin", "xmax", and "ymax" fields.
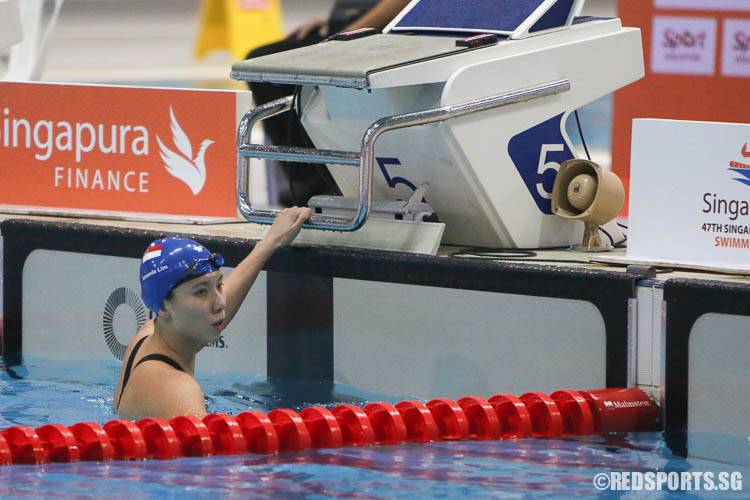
[{"xmin": 161, "ymin": 269, "xmax": 226, "ymax": 344}]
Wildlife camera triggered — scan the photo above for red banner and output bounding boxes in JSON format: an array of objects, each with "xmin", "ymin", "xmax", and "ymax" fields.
[
  {"xmin": 0, "ymin": 82, "xmax": 249, "ymax": 219},
  {"xmin": 613, "ymin": 1, "xmax": 750, "ymax": 213}
]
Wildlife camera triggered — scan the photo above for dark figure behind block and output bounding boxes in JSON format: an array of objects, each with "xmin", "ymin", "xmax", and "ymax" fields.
[
  {"xmin": 245, "ymin": 1, "xmax": 379, "ymax": 206},
  {"xmin": 246, "ymin": 1, "xmax": 418, "ymax": 206}
]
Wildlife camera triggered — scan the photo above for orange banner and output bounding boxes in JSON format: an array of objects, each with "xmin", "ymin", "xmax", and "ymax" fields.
[
  {"xmin": 0, "ymin": 82, "xmax": 248, "ymax": 219},
  {"xmin": 613, "ymin": 1, "xmax": 750, "ymax": 213}
]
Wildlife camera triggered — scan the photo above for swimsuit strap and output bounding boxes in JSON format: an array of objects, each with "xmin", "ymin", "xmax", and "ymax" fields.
[
  {"xmin": 116, "ymin": 335, "xmax": 149, "ymax": 409},
  {"xmin": 135, "ymin": 354, "xmax": 186, "ymax": 373},
  {"xmin": 116, "ymin": 337, "xmax": 187, "ymax": 410}
]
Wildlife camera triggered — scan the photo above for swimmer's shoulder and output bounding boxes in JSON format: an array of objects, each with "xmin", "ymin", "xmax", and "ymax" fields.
[{"xmin": 122, "ymin": 361, "xmax": 206, "ymax": 419}]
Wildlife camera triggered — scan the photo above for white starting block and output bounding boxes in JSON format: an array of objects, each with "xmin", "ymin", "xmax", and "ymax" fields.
[{"xmin": 232, "ymin": 0, "xmax": 644, "ymax": 250}]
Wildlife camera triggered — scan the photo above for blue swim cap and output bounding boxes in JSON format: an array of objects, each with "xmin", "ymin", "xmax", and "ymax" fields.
[{"xmin": 140, "ymin": 236, "xmax": 224, "ymax": 314}]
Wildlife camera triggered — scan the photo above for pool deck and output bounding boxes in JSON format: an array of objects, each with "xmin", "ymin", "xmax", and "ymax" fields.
[
  {"xmin": 1, "ymin": 212, "xmax": 749, "ymax": 281},
  {"xmin": 2, "ymin": 213, "xmax": 750, "ymax": 456}
]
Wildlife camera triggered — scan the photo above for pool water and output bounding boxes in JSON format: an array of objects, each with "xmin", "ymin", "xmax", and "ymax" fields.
[
  {"xmin": 0, "ymin": 356, "xmax": 413, "ymax": 429},
  {"xmin": 1, "ymin": 357, "xmax": 749, "ymax": 499}
]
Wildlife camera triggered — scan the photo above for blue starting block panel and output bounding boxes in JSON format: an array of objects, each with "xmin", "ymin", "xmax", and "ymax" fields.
[{"xmin": 385, "ymin": 0, "xmax": 582, "ymax": 38}]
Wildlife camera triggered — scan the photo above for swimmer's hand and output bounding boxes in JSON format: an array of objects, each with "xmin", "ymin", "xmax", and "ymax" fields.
[
  {"xmin": 262, "ymin": 206, "xmax": 312, "ymax": 251},
  {"xmin": 292, "ymin": 19, "xmax": 330, "ymax": 40},
  {"xmin": 222, "ymin": 207, "xmax": 310, "ymax": 325}
]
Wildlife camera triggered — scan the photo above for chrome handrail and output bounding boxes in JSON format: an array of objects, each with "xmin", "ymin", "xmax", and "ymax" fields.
[{"xmin": 236, "ymin": 79, "xmax": 570, "ymax": 231}]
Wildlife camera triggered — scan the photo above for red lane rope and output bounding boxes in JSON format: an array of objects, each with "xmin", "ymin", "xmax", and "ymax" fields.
[{"xmin": 0, "ymin": 388, "xmax": 657, "ymax": 465}]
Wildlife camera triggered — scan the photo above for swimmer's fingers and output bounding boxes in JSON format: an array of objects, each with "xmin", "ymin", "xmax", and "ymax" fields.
[
  {"xmin": 265, "ymin": 206, "xmax": 312, "ymax": 249},
  {"xmin": 292, "ymin": 19, "xmax": 329, "ymax": 40},
  {"xmin": 279, "ymin": 206, "xmax": 312, "ymax": 227},
  {"xmin": 291, "ymin": 206, "xmax": 313, "ymax": 227}
]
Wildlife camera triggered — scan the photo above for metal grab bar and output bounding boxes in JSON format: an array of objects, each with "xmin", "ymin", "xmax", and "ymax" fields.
[
  {"xmin": 239, "ymin": 145, "xmax": 360, "ymax": 165},
  {"xmin": 236, "ymin": 79, "xmax": 570, "ymax": 231}
]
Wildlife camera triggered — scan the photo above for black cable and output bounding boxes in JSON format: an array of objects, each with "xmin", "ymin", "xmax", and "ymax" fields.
[
  {"xmin": 451, "ymin": 242, "xmax": 622, "ymax": 265},
  {"xmin": 292, "ymin": 86, "xmax": 342, "ymax": 199},
  {"xmin": 4, "ymin": 366, "xmax": 24, "ymax": 379},
  {"xmin": 453, "ymin": 245, "xmax": 571, "ymax": 258},
  {"xmin": 454, "ymin": 254, "xmax": 594, "ymax": 265},
  {"xmin": 574, "ymin": 109, "xmax": 591, "ymax": 161},
  {"xmin": 451, "ymin": 245, "xmax": 575, "ymax": 261},
  {"xmin": 655, "ymin": 267, "xmax": 674, "ymax": 274},
  {"xmin": 599, "ymin": 226, "xmax": 615, "ymax": 247},
  {"xmin": 613, "ymin": 222, "xmax": 628, "ymax": 247},
  {"xmin": 452, "ymin": 249, "xmax": 538, "ymax": 258},
  {"xmin": 286, "ymin": 87, "xmax": 301, "ymax": 206}
]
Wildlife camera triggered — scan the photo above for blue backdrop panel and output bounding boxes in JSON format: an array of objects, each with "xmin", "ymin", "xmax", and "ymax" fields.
[
  {"xmin": 392, "ymin": 0, "xmax": 546, "ymax": 34},
  {"xmin": 530, "ymin": 0, "xmax": 575, "ymax": 33}
]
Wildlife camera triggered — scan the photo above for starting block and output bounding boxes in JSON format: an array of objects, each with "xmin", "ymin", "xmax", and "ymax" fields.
[{"xmin": 232, "ymin": 0, "xmax": 643, "ymax": 250}]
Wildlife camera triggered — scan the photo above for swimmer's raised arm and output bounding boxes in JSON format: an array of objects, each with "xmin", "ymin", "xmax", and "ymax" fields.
[
  {"xmin": 344, "ymin": 0, "xmax": 411, "ymax": 32},
  {"xmin": 223, "ymin": 206, "xmax": 312, "ymax": 325},
  {"xmin": 116, "ymin": 213, "xmax": 310, "ymax": 419}
]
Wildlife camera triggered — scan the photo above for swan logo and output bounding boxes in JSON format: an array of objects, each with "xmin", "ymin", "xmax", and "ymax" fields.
[
  {"xmin": 156, "ymin": 107, "xmax": 215, "ymax": 195},
  {"xmin": 728, "ymin": 143, "xmax": 750, "ymax": 187}
]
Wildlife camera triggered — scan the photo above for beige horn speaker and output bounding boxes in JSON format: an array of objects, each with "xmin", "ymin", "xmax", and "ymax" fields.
[{"xmin": 551, "ymin": 159, "xmax": 625, "ymax": 251}]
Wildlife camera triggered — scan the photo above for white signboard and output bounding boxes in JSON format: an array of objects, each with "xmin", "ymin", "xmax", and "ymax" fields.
[
  {"xmin": 722, "ymin": 18, "xmax": 750, "ymax": 77},
  {"xmin": 22, "ymin": 250, "xmax": 267, "ymax": 373},
  {"xmin": 651, "ymin": 16, "xmax": 717, "ymax": 75},
  {"xmin": 626, "ymin": 119, "xmax": 750, "ymax": 272},
  {"xmin": 655, "ymin": 0, "xmax": 750, "ymax": 11}
]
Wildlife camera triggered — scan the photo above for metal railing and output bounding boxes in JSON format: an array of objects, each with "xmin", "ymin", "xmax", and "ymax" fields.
[{"xmin": 236, "ymin": 79, "xmax": 570, "ymax": 231}]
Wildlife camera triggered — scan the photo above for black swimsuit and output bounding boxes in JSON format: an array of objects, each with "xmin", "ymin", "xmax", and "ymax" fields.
[{"xmin": 115, "ymin": 335, "xmax": 185, "ymax": 409}]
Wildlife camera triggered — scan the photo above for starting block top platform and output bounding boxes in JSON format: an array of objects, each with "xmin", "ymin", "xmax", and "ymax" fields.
[
  {"xmin": 230, "ymin": 34, "xmax": 473, "ymax": 89},
  {"xmin": 231, "ymin": 0, "xmax": 595, "ymax": 90},
  {"xmin": 231, "ymin": 16, "xmax": 620, "ymax": 90}
]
